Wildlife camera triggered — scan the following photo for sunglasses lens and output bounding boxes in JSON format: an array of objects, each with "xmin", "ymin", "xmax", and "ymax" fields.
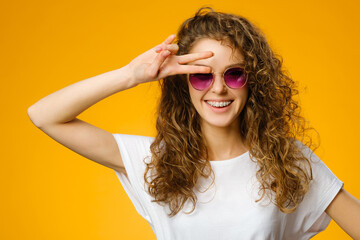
[
  {"xmin": 189, "ymin": 73, "xmax": 213, "ymax": 90},
  {"xmin": 224, "ymin": 68, "xmax": 246, "ymax": 88}
]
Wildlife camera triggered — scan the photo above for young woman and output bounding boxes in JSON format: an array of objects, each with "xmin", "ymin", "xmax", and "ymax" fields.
[{"xmin": 28, "ymin": 7, "xmax": 360, "ymax": 240}]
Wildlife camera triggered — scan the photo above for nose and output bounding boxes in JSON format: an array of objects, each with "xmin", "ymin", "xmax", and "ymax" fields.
[{"xmin": 210, "ymin": 73, "xmax": 227, "ymax": 94}]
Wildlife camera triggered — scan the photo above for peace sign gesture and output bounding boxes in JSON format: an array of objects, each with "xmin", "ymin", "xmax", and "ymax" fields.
[{"xmin": 126, "ymin": 34, "xmax": 213, "ymax": 86}]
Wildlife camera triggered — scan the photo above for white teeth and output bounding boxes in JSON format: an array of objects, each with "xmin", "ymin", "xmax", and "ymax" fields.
[{"xmin": 206, "ymin": 101, "xmax": 232, "ymax": 108}]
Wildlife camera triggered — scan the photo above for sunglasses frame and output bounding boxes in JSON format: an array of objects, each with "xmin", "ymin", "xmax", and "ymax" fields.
[{"xmin": 187, "ymin": 66, "xmax": 248, "ymax": 91}]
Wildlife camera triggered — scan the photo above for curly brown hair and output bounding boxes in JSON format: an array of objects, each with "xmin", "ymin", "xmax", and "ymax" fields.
[{"xmin": 144, "ymin": 7, "xmax": 320, "ymax": 217}]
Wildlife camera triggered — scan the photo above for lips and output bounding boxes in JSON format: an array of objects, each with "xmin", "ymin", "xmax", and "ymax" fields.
[
  {"xmin": 205, "ymin": 99, "xmax": 234, "ymax": 101},
  {"xmin": 205, "ymin": 100, "xmax": 234, "ymax": 108}
]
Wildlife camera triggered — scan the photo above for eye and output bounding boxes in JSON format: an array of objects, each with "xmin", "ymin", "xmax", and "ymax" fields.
[
  {"xmin": 225, "ymin": 68, "xmax": 244, "ymax": 77},
  {"xmin": 189, "ymin": 73, "xmax": 213, "ymax": 81},
  {"xmin": 224, "ymin": 67, "xmax": 247, "ymax": 89}
]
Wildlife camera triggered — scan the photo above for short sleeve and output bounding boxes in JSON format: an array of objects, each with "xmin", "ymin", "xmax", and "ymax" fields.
[
  {"xmin": 112, "ymin": 133, "xmax": 155, "ymax": 224},
  {"xmin": 285, "ymin": 140, "xmax": 344, "ymax": 239}
]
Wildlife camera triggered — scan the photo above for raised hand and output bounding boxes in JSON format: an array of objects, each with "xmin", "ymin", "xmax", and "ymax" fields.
[{"xmin": 126, "ymin": 34, "xmax": 213, "ymax": 86}]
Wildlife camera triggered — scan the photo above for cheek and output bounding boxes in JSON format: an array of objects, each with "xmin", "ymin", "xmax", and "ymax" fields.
[
  {"xmin": 235, "ymin": 87, "xmax": 249, "ymax": 100},
  {"xmin": 188, "ymin": 84, "xmax": 199, "ymax": 103},
  {"xmin": 189, "ymin": 93, "xmax": 198, "ymax": 108},
  {"xmin": 188, "ymin": 88, "xmax": 206, "ymax": 114}
]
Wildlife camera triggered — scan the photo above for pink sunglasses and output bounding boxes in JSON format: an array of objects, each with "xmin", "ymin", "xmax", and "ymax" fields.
[{"xmin": 188, "ymin": 67, "xmax": 247, "ymax": 91}]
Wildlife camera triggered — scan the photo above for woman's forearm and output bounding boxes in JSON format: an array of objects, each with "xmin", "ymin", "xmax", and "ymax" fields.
[{"xmin": 27, "ymin": 65, "xmax": 136, "ymax": 127}]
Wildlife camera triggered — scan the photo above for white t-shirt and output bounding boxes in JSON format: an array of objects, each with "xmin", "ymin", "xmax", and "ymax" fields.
[{"xmin": 112, "ymin": 133, "xmax": 344, "ymax": 240}]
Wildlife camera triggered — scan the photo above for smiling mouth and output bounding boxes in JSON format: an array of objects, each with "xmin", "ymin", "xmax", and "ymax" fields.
[{"xmin": 205, "ymin": 100, "xmax": 234, "ymax": 108}]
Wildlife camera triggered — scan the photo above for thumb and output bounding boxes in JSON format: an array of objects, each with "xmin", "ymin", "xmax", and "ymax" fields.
[{"xmin": 146, "ymin": 50, "xmax": 171, "ymax": 78}]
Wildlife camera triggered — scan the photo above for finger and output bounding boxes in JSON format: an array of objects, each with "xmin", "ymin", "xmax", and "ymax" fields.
[
  {"xmin": 163, "ymin": 34, "xmax": 176, "ymax": 45},
  {"xmin": 177, "ymin": 51, "xmax": 214, "ymax": 64},
  {"xmin": 153, "ymin": 34, "xmax": 176, "ymax": 53},
  {"xmin": 165, "ymin": 44, "xmax": 179, "ymax": 54},
  {"xmin": 158, "ymin": 34, "xmax": 176, "ymax": 52},
  {"xmin": 174, "ymin": 65, "xmax": 212, "ymax": 75},
  {"xmin": 147, "ymin": 50, "xmax": 171, "ymax": 77},
  {"xmin": 153, "ymin": 45, "xmax": 163, "ymax": 53}
]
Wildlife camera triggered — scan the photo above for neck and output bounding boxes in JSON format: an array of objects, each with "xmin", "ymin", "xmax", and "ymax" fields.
[{"xmin": 201, "ymin": 121, "xmax": 249, "ymax": 161}]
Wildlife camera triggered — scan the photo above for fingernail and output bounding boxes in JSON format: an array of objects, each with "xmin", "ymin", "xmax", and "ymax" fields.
[
  {"xmin": 162, "ymin": 50, "xmax": 170, "ymax": 57},
  {"xmin": 154, "ymin": 46, "xmax": 162, "ymax": 51}
]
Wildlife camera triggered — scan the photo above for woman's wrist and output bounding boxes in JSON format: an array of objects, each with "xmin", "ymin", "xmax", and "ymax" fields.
[
  {"xmin": 118, "ymin": 64, "xmax": 141, "ymax": 89},
  {"xmin": 105, "ymin": 65, "xmax": 140, "ymax": 94}
]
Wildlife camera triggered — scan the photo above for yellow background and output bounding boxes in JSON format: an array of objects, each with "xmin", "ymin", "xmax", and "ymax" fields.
[{"xmin": 1, "ymin": 0, "xmax": 359, "ymax": 239}]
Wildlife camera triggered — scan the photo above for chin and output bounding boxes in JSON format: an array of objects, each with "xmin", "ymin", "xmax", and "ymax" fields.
[{"xmin": 202, "ymin": 117, "xmax": 239, "ymax": 129}]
